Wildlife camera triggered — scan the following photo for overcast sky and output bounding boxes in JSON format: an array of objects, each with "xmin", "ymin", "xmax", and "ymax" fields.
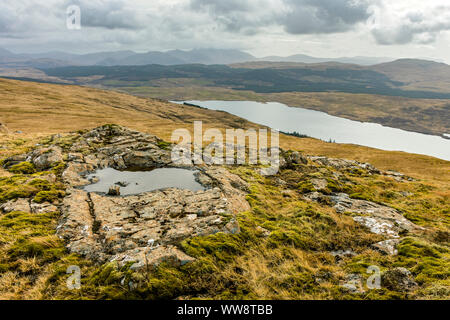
[{"xmin": 1, "ymin": 0, "xmax": 450, "ymax": 62}]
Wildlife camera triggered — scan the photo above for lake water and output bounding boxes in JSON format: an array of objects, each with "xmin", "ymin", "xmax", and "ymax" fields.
[
  {"xmin": 83, "ymin": 167, "xmax": 205, "ymax": 195},
  {"xmin": 178, "ymin": 100, "xmax": 450, "ymax": 161}
]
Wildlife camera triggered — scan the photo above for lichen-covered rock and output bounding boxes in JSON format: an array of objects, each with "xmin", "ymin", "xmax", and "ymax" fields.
[
  {"xmin": 331, "ymin": 249, "xmax": 357, "ymax": 262},
  {"xmin": 280, "ymin": 150, "xmax": 308, "ymax": 169},
  {"xmin": 256, "ymin": 226, "xmax": 271, "ymax": 237},
  {"xmin": 117, "ymin": 245, "xmax": 196, "ymax": 271},
  {"xmin": 382, "ymin": 267, "xmax": 418, "ymax": 292},
  {"xmin": 27, "ymin": 146, "xmax": 63, "ymax": 170},
  {"xmin": 309, "ymin": 156, "xmax": 380, "ymax": 174},
  {"xmin": 310, "ymin": 178, "xmax": 328, "ymax": 191},
  {"xmin": 30, "ymin": 201, "xmax": 58, "ymax": 214},
  {"xmin": 0, "ymin": 198, "xmax": 30, "ymax": 213},
  {"xmin": 341, "ymin": 274, "xmax": 365, "ymax": 294},
  {"xmin": 372, "ymin": 239, "xmax": 401, "ymax": 255},
  {"xmin": 305, "ymin": 192, "xmax": 421, "ymax": 238},
  {"xmin": 308, "ymin": 156, "xmax": 414, "ymax": 181}
]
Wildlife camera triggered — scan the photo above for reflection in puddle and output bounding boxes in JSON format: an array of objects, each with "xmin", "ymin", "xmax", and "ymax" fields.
[{"xmin": 83, "ymin": 167, "xmax": 205, "ymax": 195}]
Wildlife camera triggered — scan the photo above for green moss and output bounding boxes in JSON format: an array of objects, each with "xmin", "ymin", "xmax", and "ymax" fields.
[
  {"xmin": 33, "ymin": 190, "xmax": 65, "ymax": 204},
  {"xmin": 396, "ymin": 237, "xmax": 450, "ymax": 285},
  {"xmin": 0, "ymin": 210, "xmax": 66, "ymax": 278},
  {"xmin": 326, "ymin": 178, "xmax": 350, "ymax": 193},
  {"xmin": 268, "ymin": 229, "xmax": 319, "ymax": 250},
  {"xmin": 349, "ymin": 192, "xmax": 374, "ymax": 202},
  {"xmin": 156, "ymin": 140, "xmax": 171, "ymax": 150},
  {"xmin": 348, "ymin": 168, "xmax": 368, "ymax": 177},
  {"xmin": 143, "ymin": 265, "xmax": 186, "ymax": 299},
  {"xmin": 8, "ymin": 238, "xmax": 65, "ymax": 262},
  {"xmin": 50, "ymin": 161, "xmax": 67, "ymax": 176},
  {"xmin": 28, "ymin": 178, "xmax": 53, "ymax": 190},
  {"xmin": 53, "ymin": 135, "xmax": 81, "ymax": 151},
  {"xmin": 9, "ymin": 161, "xmax": 36, "ymax": 174},
  {"xmin": 0, "ymin": 176, "xmax": 36, "ymax": 203},
  {"xmin": 0, "ymin": 175, "xmax": 65, "ymax": 204},
  {"xmin": 277, "ymin": 272, "xmax": 317, "ymax": 294},
  {"xmin": 10, "ymin": 139, "xmax": 28, "ymax": 147},
  {"xmin": 297, "ymin": 181, "xmax": 316, "ymax": 194},
  {"xmin": 0, "ymin": 211, "xmax": 58, "ymax": 233}
]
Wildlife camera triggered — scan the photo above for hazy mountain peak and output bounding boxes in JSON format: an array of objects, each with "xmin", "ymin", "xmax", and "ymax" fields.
[{"xmin": 0, "ymin": 47, "xmax": 14, "ymax": 57}]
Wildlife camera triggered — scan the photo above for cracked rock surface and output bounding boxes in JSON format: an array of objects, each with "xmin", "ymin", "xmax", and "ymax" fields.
[{"xmin": 33, "ymin": 125, "xmax": 249, "ymax": 270}]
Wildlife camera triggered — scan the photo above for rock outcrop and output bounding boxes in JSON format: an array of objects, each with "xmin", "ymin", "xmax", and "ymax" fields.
[
  {"xmin": 0, "ymin": 198, "xmax": 58, "ymax": 214},
  {"xmin": 27, "ymin": 146, "xmax": 64, "ymax": 171},
  {"xmin": 305, "ymin": 192, "xmax": 420, "ymax": 238},
  {"xmin": 308, "ymin": 156, "xmax": 414, "ymax": 181},
  {"xmin": 304, "ymin": 191, "xmax": 422, "ymax": 257},
  {"xmin": 382, "ymin": 267, "xmax": 418, "ymax": 292},
  {"xmin": 37, "ymin": 125, "xmax": 251, "ymax": 270}
]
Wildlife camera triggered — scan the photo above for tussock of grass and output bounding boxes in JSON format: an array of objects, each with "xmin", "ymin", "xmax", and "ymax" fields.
[{"xmin": 9, "ymin": 162, "xmax": 35, "ymax": 174}]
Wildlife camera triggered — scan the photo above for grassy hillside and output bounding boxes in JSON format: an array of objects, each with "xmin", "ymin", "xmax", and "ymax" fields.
[
  {"xmin": 0, "ymin": 79, "xmax": 448, "ymax": 300},
  {"xmin": 372, "ymin": 59, "xmax": 450, "ymax": 93}
]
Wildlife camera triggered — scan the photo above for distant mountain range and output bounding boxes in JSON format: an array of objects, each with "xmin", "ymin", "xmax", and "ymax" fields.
[
  {"xmin": 256, "ymin": 54, "xmax": 394, "ymax": 66},
  {"xmin": 0, "ymin": 48, "xmax": 256, "ymax": 68},
  {"xmin": 0, "ymin": 47, "xmax": 400, "ymax": 68}
]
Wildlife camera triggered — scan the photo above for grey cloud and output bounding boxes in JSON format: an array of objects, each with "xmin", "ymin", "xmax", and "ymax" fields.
[
  {"xmin": 190, "ymin": 0, "xmax": 373, "ymax": 34},
  {"xmin": 0, "ymin": 6, "xmax": 16, "ymax": 33},
  {"xmin": 190, "ymin": 0, "xmax": 252, "ymax": 14},
  {"xmin": 371, "ymin": 6, "xmax": 450, "ymax": 45},
  {"xmin": 189, "ymin": 0, "xmax": 278, "ymax": 33},
  {"xmin": 282, "ymin": 0, "xmax": 372, "ymax": 34},
  {"xmin": 69, "ymin": 0, "xmax": 144, "ymax": 30},
  {"xmin": 0, "ymin": 1, "xmax": 62, "ymax": 34},
  {"xmin": 2, "ymin": 0, "xmax": 450, "ymax": 58}
]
